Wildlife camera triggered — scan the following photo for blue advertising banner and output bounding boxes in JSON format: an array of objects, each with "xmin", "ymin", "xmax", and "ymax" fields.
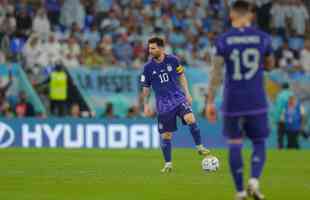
[
  {"xmin": 1, "ymin": 118, "xmax": 309, "ymax": 149},
  {"xmin": 0, "ymin": 118, "xmax": 225, "ymax": 149}
]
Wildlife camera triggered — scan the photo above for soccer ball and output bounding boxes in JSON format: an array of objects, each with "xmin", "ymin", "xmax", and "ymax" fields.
[{"xmin": 201, "ymin": 156, "xmax": 219, "ymax": 172}]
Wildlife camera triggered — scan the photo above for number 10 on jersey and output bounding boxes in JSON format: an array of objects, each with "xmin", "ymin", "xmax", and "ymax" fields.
[{"xmin": 159, "ymin": 73, "xmax": 169, "ymax": 83}]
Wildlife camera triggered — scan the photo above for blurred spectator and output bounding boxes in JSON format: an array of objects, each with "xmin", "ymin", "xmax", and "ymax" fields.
[
  {"xmin": 276, "ymin": 40, "xmax": 300, "ymax": 72},
  {"xmin": 0, "ymin": 50, "xmax": 6, "ymax": 63},
  {"xmin": 44, "ymin": 0, "xmax": 61, "ymax": 28},
  {"xmin": 99, "ymin": 9, "xmax": 121, "ymax": 34},
  {"xmin": 255, "ymin": 0, "xmax": 272, "ymax": 33},
  {"xmin": 127, "ymin": 105, "xmax": 141, "ymax": 118},
  {"xmin": 62, "ymin": 53, "xmax": 79, "ymax": 68},
  {"xmin": 15, "ymin": 0, "xmax": 33, "ymax": 16},
  {"xmin": 15, "ymin": 90, "xmax": 35, "ymax": 117},
  {"xmin": 82, "ymin": 24, "xmax": 100, "ymax": 49},
  {"xmin": 0, "ymin": 68, "xmax": 13, "ymax": 98},
  {"xmin": 48, "ymin": 64, "xmax": 68, "ymax": 116},
  {"xmin": 1, "ymin": 101, "xmax": 14, "ymax": 117},
  {"xmin": 102, "ymin": 102, "xmax": 118, "ymax": 119},
  {"xmin": 0, "ymin": 70, "xmax": 13, "ymax": 116},
  {"xmin": 15, "ymin": 8, "xmax": 32, "ymax": 39},
  {"xmin": 60, "ymin": 0, "xmax": 85, "ymax": 28},
  {"xmin": 96, "ymin": 42, "xmax": 117, "ymax": 67},
  {"xmin": 281, "ymin": 95, "xmax": 306, "ymax": 149},
  {"xmin": 32, "ymin": 8, "xmax": 51, "ymax": 41},
  {"xmin": 22, "ymin": 34, "xmax": 43, "ymax": 74},
  {"xmin": 274, "ymin": 83, "xmax": 294, "ymax": 149},
  {"xmin": 289, "ymin": 0, "xmax": 309, "ymax": 36},
  {"xmin": 62, "ymin": 36, "xmax": 80, "ymax": 59},
  {"xmin": 80, "ymin": 41, "xmax": 98, "ymax": 67},
  {"xmin": 113, "ymin": 33, "xmax": 133, "ymax": 67},
  {"xmin": 69, "ymin": 22, "xmax": 83, "ymax": 42},
  {"xmin": 270, "ymin": 0, "xmax": 291, "ymax": 37},
  {"xmin": 0, "ymin": 12, "xmax": 16, "ymax": 36},
  {"xmin": 43, "ymin": 33, "xmax": 61, "ymax": 65},
  {"xmin": 288, "ymin": 33, "xmax": 304, "ymax": 51},
  {"xmin": 70, "ymin": 103, "xmax": 81, "ymax": 117},
  {"xmin": 95, "ymin": 0, "xmax": 113, "ymax": 14},
  {"xmin": 9, "ymin": 36, "xmax": 25, "ymax": 61},
  {"xmin": 300, "ymin": 39, "xmax": 310, "ymax": 73}
]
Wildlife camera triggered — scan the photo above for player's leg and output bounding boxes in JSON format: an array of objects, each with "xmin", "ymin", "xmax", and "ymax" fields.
[
  {"xmin": 178, "ymin": 103, "xmax": 210, "ymax": 156},
  {"xmin": 287, "ymin": 131, "xmax": 299, "ymax": 149},
  {"xmin": 224, "ymin": 116, "xmax": 247, "ymax": 200},
  {"xmin": 245, "ymin": 113, "xmax": 269, "ymax": 200},
  {"xmin": 277, "ymin": 121, "xmax": 285, "ymax": 149},
  {"xmin": 157, "ymin": 111, "xmax": 177, "ymax": 173},
  {"xmin": 160, "ymin": 132, "xmax": 173, "ymax": 173}
]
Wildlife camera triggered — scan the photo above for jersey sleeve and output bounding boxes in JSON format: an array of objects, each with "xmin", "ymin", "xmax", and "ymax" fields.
[
  {"xmin": 214, "ymin": 36, "xmax": 226, "ymax": 57},
  {"xmin": 263, "ymin": 34, "xmax": 273, "ymax": 57},
  {"xmin": 140, "ymin": 65, "xmax": 151, "ymax": 88}
]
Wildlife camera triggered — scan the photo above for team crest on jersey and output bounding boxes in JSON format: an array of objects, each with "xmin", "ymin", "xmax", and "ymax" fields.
[
  {"xmin": 152, "ymin": 70, "xmax": 157, "ymax": 75},
  {"xmin": 167, "ymin": 65, "xmax": 172, "ymax": 72}
]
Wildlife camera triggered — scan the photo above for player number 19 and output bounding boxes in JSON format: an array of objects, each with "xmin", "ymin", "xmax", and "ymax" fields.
[{"xmin": 230, "ymin": 48, "xmax": 260, "ymax": 81}]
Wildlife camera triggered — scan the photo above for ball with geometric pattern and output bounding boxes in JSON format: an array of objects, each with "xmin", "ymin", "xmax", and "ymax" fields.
[{"xmin": 201, "ymin": 155, "xmax": 219, "ymax": 172}]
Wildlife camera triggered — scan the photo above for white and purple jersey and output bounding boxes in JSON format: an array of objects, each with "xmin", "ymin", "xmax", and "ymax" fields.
[
  {"xmin": 140, "ymin": 54, "xmax": 186, "ymax": 114},
  {"xmin": 215, "ymin": 26, "xmax": 273, "ymax": 116}
]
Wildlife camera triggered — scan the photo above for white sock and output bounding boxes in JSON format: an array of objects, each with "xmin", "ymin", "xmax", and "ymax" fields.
[{"xmin": 249, "ymin": 178, "xmax": 259, "ymax": 189}]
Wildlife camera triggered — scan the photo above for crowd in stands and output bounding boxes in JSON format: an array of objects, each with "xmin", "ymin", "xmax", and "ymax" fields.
[
  {"xmin": 0, "ymin": 0, "xmax": 307, "ymax": 70},
  {"xmin": 0, "ymin": 0, "xmax": 309, "ymax": 118}
]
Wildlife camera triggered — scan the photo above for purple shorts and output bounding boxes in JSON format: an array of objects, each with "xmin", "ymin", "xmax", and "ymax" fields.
[
  {"xmin": 223, "ymin": 113, "xmax": 269, "ymax": 140},
  {"xmin": 157, "ymin": 102, "xmax": 192, "ymax": 133}
]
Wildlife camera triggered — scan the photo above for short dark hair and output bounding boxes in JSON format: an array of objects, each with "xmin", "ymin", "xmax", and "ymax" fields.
[
  {"xmin": 148, "ymin": 37, "xmax": 165, "ymax": 47},
  {"xmin": 232, "ymin": 0, "xmax": 251, "ymax": 13}
]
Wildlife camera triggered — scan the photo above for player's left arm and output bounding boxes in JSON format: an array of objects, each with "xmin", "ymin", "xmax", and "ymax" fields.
[{"xmin": 178, "ymin": 72, "xmax": 192, "ymax": 105}]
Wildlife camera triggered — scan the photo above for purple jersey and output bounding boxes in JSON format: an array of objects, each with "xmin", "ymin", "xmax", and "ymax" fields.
[
  {"xmin": 140, "ymin": 54, "xmax": 186, "ymax": 114},
  {"xmin": 215, "ymin": 26, "xmax": 273, "ymax": 116}
]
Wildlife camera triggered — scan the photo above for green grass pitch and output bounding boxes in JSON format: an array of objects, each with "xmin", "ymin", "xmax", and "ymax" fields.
[{"xmin": 0, "ymin": 149, "xmax": 309, "ymax": 200}]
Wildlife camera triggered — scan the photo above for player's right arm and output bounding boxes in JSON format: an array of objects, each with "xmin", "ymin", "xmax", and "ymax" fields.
[
  {"xmin": 141, "ymin": 87, "xmax": 153, "ymax": 117},
  {"xmin": 206, "ymin": 36, "xmax": 225, "ymax": 123},
  {"xmin": 140, "ymin": 66, "xmax": 153, "ymax": 117},
  {"xmin": 206, "ymin": 55, "xmax": 224, "ymax": 123}
]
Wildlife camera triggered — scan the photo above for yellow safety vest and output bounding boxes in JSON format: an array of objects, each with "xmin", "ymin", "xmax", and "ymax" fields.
[{"xmin": 49, "ymin": 71, "xmax": 68, "ymax": 100}]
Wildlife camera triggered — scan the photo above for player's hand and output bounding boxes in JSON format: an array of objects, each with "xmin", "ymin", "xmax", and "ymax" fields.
[
  {"xmin": 206, "ymin": 103, "xmax": 217, "ymax": 123},
  {"xmin": 186, "ymin": 94, "xmax": 193, "ymax": 106},
  {"xmin": 144, "ymin": 104, "xmax": 153, "ymax": 117}
]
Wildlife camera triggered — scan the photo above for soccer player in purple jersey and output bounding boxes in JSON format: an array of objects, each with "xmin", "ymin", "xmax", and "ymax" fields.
[
  {"xmin": 140, "ymin": 37, "xmax": 210, "ymax": 173},
  {"xmin": 206, "ymin": 1, "xmax": 274, "ymax": 200}
]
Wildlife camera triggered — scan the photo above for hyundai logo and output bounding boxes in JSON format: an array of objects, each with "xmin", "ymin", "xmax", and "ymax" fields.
[{"xmin": 0, "ymin": 122, "xmax": 14, "ymax": 148}]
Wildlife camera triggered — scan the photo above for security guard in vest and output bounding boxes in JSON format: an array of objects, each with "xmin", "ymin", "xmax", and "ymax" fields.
[
  {"xmin": 49, "ymin": 64, "xmax": 68, "ymax": 116},
  {"xmin": 281, "ymin": 95, "xmax": 306, "ymax": 149}
]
